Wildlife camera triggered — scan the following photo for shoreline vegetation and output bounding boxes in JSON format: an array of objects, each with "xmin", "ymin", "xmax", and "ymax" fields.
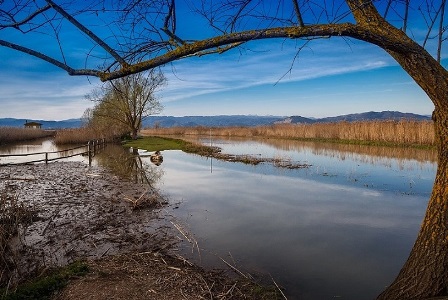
[
  {"xmin": 141, "ymin": 119, "xmax": 435, "ymax": 148},
  {"xmin": 0, "ymin": 127, "xmax": 55, "ymax": 145},
  {"xmin": 126, "ymin": 136, "xmax": 314, "ymax": 168}
]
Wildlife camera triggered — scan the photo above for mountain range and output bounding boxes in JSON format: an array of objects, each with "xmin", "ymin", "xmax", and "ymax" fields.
[
  {"xmin": 0, "ymin": 111, "xmax": 431, "ymax": 129},
  {"xmin": 274, "ymin": 111, "xmax": 431, "ymax": 124}
]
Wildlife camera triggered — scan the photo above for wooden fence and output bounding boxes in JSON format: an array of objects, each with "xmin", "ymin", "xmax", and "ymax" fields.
[{"xmin": 0, "ymin": 139, "xmax": 106, "ymax": 166}]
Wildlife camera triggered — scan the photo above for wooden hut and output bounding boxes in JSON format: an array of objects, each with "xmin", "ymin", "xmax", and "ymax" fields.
[{"xmin": 24, "ymin": 121, "xmax": 42, "ymax": 129}]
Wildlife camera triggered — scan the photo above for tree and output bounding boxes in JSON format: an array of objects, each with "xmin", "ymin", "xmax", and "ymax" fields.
[
  {"xmin": 87, "ymin": 70, "xmax": 165, "ymax": 139},
  {"xmin": 1, "ymin": 1, "xmax": 448, "ymax": 298}
]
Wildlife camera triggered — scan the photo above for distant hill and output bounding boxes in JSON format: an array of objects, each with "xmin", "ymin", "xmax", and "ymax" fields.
[
  {"xmin": 142, "ymin": 115, "xmax": 284, "ymax": 128},
  {"xmin": 0, "ymin": 111, "xmax": 431, "ymax": 129},
  {"xmin": 275, "ymin": 111, "xmax": 431, "ymax": 124}
]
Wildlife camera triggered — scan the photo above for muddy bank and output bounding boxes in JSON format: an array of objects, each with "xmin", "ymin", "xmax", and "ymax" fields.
[
  {"xmin": 0, "ymin": 161, "xmax": 176, "ymax": 286},
  {"xmin": 0, "ymin": 161, "xmax": 281, "ymax": 299}
]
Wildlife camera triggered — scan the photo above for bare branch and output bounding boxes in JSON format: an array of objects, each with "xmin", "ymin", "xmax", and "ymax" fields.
[
  {"xmin": 403, "ymin": 0, "xmax": 410, "ymax": 33},
  {"xmin": 0, "ymin": 4, "xmax": 51, "ymax": 29},
  {"xmin": 383, "ymin": 0, "xmax": 392, "ymax": 18},
  {"xmin": 0, "ymin": 39, "xmax": 99, "ymax": 76},
  {"xmin": 45, "ymin": 0, "xmax": 128, "ymax": 67},
  {"xmin": 101, "ymin": 22, "xmax": 418, "ymax": 81},
  {"xmin": 437, "ymin": 0, "xmax": 447, "ymax": 62},
  {"xmin": 292, "ymin": 0, "xmax": 305, "ymax": 26}
]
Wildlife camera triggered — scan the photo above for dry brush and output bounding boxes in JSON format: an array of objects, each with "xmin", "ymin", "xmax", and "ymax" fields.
[{"xmin": 142, "ymin": 120, "xmax": 435, "ymax": 147}]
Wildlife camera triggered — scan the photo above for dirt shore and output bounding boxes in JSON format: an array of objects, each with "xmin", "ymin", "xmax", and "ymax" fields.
[{"xmin": 0, "ymin": 161, "xmax": 279, "ymax": 299}]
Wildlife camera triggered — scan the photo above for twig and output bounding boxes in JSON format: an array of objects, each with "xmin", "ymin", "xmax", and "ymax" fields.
[
  {"xmin": 100, "ymin": 246, "xmax": 111, "ymax": 258},
  {"xmin": 271, "ymin": 275, "xmax": 288, "ymax": 300},
  {"xmin": 219, "ymin": 257, "xmax": 247, "ymax": 279},
  {"xmin": 170, "ymin": 221, "xmax": 192, "ymax": 243},
  {"xmin": 199, "ymin": 274, "xmax": 213, "ymax": 300},
  {"xmin": 42, "ymin": 209, "xmax": 60, "ymax": 235}
]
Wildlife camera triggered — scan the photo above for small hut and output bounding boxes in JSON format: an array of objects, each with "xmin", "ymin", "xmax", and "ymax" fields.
[{"xmin": 24, "ymin": 121, "xmax": 42, "ymax": 129}]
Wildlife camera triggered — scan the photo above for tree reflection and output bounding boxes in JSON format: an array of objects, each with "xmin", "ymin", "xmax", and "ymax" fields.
[{"xmin": 94, "ymin": 144, "xmax": 164, "ymax": 187}]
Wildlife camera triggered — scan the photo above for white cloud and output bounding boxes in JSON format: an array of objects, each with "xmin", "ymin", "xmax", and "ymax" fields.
[
  {"xmin": 0, "ymin": 71, "xmax": 99, "ymax": 120},
  {"xmin": 160, "ymin": 39, "xmax": 393, "ymax": 104}
]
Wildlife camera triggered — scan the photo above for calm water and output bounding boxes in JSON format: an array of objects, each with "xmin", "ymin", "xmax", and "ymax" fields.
[
  {"xmin": 143, "ymin": 138, "xmax": 436, "ymax": 300},
  {"xmin": 1, "ymin": 138, "xmax": 437, "ymax": 299},
  {"xmin": 0, "ymin": 138, "xmax": 89, "ymax": 164}
]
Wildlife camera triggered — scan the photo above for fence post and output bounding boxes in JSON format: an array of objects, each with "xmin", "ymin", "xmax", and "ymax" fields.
[
  {"xmin": 88, "ymin": 141, "xmax": 92, "ymax": 166},
  {"xmin": 45, "ymin": 152, "xmax": 48, "ymax": 164}
]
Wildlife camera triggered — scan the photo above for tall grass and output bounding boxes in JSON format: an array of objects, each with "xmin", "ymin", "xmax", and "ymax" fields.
[
  {"xmin": 0, "ymin": 127, "xmax": 54, "ymax": 145},
  {"xmin": 54, "ymin": 127, "xmax": 123, "ymax": 145},
  {"xmin": 142, "ymin": 120, "xmax": 435, "ymax": 147},
  {"xmin": 0, "ymin": 186, "xmax": 37, "ymax": 288}
]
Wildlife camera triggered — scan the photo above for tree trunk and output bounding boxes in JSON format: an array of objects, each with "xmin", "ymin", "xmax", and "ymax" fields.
[
  {"xmin": 375, "ymin": 32, "xmax": 448, "ymax": 300},
  {"xmin": 131, "ymin": 128, "xmax": 138, "ymax": 139},
  {"xmin": 342, "ymin": 3, "xmax": 448, "ymax": 297},
  {"xmin": 377, "ymin": 108, "xmax": 448, "ymax": 299}
]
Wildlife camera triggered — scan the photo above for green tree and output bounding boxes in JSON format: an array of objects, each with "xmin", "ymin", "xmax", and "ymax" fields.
[
  {"xmin": 87, "ymin": 71, "xmax": 165, "ymax": 139},
  {"xmin": 1, "ymin": 1, "xmax": 448, "ymax": 298}
]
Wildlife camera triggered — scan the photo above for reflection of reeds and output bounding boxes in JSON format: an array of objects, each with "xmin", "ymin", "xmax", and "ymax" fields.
[
  {"xmin": 0, "ymin": 127, "xmax": 54, "ymax": 144},
  {"xmin": 142, "ymin": 120, "xmax": 435, "ymax": 146}
]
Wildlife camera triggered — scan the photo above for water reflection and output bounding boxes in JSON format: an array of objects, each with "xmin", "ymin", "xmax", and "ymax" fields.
[
  {"xmin": 174, "ymin": 135, "xmax": 437, "ymax": 165},
  {"xmin": 94, "ymin": 145, "xmax": 164, "ymax": 186},
  {"xmin": 1, "ymin": 137, "xmax": 437, "ymax": 299},
  {"xmin": 0, "ymin": 138, "xmax": 89, "ymax": 165},
  {"xmin": 144, "ymin": 138, "xmax": 436, "ymax": 300}
]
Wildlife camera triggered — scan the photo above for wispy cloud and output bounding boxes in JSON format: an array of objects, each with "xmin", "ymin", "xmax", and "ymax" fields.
[
  {"xmin": 160, "ymin": 39, "xmax": 393, "ymax": 104},
  {"xmin": 0, "ymin": 70, "xmax": 99, "ymax": 120}
]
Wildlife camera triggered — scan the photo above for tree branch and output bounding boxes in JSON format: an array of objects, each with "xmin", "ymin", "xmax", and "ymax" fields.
[
  {"xmin": 0, "ymin": 39, "xmax": 99, "ymax": 76},
  {"xmin": 292, "ymin": 0, "xmax": 305, "ymax": 27},
  {"xmin": 0, "ymin": 4, "xmax": 52, "ymax": 29},
  {"xmin": 45, "ymin": 0, "xmax": 128, "ymax": 67},
  {"xmin": 437, "ymin": 0, "xmax": 446, "ymax": 62},
  {"xmin": 100, "ymin": 23, "xmax": 419, "ymax": 81},
  {"xmin": 403, "ymin": 0, "xmax": 410, "ymax": 33}
]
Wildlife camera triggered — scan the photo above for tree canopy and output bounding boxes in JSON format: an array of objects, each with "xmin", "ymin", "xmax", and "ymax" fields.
[{"xmin": 86, "ymin": 70, "xmax": 165, "ymax": 139}]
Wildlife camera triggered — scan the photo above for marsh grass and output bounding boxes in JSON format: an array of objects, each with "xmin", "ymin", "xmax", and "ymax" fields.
[
  {"xmin": 0, "ymin": 128, "xmax": 54, "ymax": 145},
  {"xmin": 0, "ymin": 185, "xmax": 38, "ymax": 289},
  {"xmin": 54, "ymin": 128, "xmax": 105, "ymax": 145},
  {"xmin": 125, "ymin": 136, "xmax": 220, "ymax": 156},
  {"xmin": 0, "ymin": 261, "xmax": 89, "ymax": 300},
  {"xmin": 142, "ymin": 120, "xmax": 435, "ymax": 147}
]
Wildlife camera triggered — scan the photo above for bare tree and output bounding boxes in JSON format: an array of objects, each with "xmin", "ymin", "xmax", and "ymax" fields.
[
  {"xmin": 1, "ymin": 1, "xmax": 448, "ymax": 299},
  {"xmin": 87, "ymin": 70, "xmax": 165, "ymax": 139}
]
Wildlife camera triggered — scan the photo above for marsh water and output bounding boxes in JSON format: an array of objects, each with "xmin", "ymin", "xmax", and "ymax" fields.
[
  {"xmin": 0, "ymin": 138, "xmax": 89, "ymax": 165},
  {"xmin": 0, "ymin": 137, "xmax": 437, "ymax": 299},
  {"xmin": 146, "ymin": 137, "xmax": 437, "ymax": 300}
]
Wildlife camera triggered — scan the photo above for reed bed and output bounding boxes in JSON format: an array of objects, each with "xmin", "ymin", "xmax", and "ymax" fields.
[
  {"xmin": 0, "ymin": 127, "xmax": 54, "ymax": 145},
  {"xmin": 142, "ymin": 120, "xmax": 435, "ymax": 147},
  {"xmin": 54, "ymin": 127, "xmax": 122, "ymax": 145}
]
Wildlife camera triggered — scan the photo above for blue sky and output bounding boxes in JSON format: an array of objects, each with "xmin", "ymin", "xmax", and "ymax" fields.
[{"xmin": 0, "ymin": 2, "xmax": 439, "ymax": 121}]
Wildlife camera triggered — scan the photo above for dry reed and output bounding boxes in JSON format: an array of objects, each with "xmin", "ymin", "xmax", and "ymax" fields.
[
  {"xmin": 142, "ymin": 120, "xmax": 435, "ymax": 146},
  {"xmin": 0, "ymin": 127, "xmax": 54, "ymax": 145},
  {"xmin": 54, "ymin": 127, "xmax": 124, "ymax": 145},
  {"xmin": 0, "ymin": 185, "xmax": 37, "ymax": 287}
]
